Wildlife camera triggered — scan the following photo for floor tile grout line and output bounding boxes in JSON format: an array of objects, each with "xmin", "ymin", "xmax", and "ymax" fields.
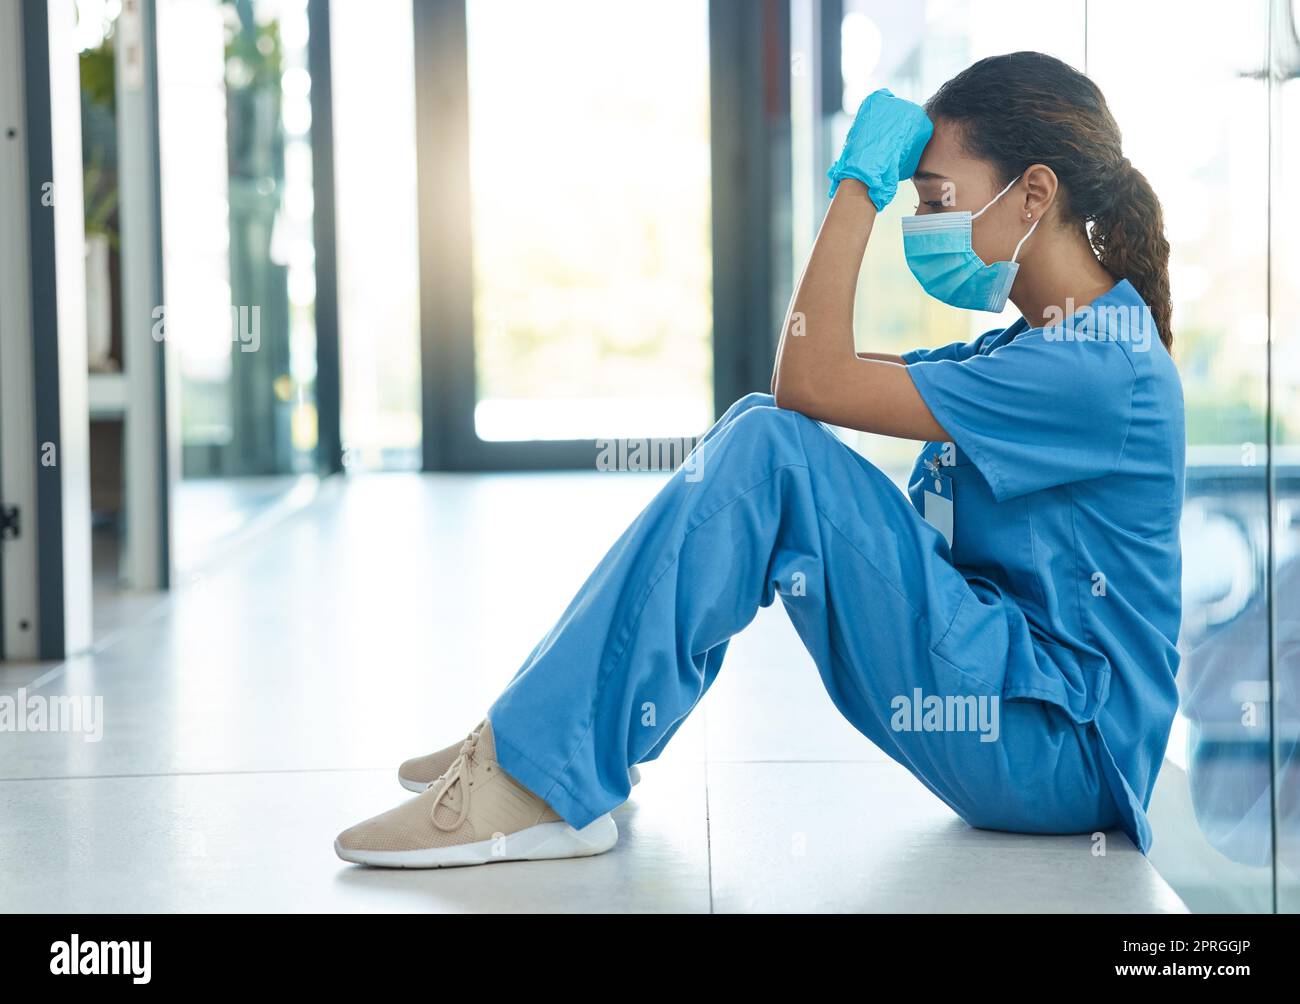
[
  {"xmin": 0, "ymin": 766, "xmax": 406, "ymax": 784},
  {"xmin": 0, "ymin": 757, "xmax": 894, "ymax": 786}
]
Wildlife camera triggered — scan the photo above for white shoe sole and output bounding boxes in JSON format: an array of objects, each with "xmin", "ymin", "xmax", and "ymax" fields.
[
  {"xmin": 399, "ymin": 763, "xmax": 642, "ymax": 794},
  {"xmin": 334, "ymin": 813, "xmax": 619, "ymax": 869}
]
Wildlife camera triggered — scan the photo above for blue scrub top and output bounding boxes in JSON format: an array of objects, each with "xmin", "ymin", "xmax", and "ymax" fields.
[{"xmin": 902, "ymin": 278, "xmax": 1184, "ymax": 852}]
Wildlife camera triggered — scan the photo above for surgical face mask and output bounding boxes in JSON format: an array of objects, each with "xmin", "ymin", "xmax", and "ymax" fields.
[{"xmin": 900, "ymin": 175, "xmax": 1041, "ymax": 313}]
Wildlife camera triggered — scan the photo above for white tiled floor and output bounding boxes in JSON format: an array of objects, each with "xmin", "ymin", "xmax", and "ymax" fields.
[{"xmin": 0, "ymin": 473, "xmax": 1185, "ymax": 912}]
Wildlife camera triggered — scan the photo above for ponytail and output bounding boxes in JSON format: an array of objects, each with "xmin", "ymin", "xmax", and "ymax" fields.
[{"xmin": 1090, "ymin": 160, "xmax": 1173, "ymax": 350}]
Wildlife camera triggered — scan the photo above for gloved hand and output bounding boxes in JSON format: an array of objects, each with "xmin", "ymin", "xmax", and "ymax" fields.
[{"xmin": 826, "ymin": 88, "xmax": 933, "ymax": 211}]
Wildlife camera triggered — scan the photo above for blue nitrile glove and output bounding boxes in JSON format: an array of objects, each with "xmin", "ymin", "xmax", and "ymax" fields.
[{"xmin": 826, "ymin": 88, "xmax": 934, "ymax": 211}]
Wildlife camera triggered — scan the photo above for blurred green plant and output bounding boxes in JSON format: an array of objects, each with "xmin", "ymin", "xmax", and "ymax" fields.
[
  {"xmin": 80, "ymin": 36, "xmax": 116, "ymax": 112},
  {"xmin": 223, "ymin": 1, "xmax": 284, "ymax": 94},
  {"xmin": 80, "ymin": 33, "xmax": 118, "ymax": 246}
]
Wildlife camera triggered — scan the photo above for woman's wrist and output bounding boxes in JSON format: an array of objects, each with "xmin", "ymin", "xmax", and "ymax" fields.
[
  {"xmin": 823, "ymin": 177, "xmax": 878, "ymax": 239},
  {"xmin": 831, "ymin": 177, "xmax": 876, "ymax": 211}
]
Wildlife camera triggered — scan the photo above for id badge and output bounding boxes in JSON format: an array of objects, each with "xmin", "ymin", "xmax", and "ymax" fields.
[{"xmin": 923, "ymin": 466, "xmax": 954, "ymax": 549}]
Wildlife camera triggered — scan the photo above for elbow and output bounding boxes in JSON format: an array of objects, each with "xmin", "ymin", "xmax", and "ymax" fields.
[
  {"xmin": 774, "ymin": 332, "xmax": 851, "ymax": 415},
  {"xmin": 773, "ymin": 373, "xmax": 813, "ymax": 414}
]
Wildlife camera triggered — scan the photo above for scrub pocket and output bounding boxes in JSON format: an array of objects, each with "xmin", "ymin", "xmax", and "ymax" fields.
[{"xmin": 932, "ymin": 579, "xmax": 1110, "ymax": 725}]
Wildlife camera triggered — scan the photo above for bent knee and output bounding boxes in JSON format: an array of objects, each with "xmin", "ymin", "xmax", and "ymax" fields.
[
  {"xmin": 724, "ymin": 400, "xmax": 805, "ymax": 439},
  {"xmin": 723, "ymin": 392, "xmax": 776, "ymax": 421},
  {"xmin": 701, "ymin": 402, "xmax": 811, "ymax": 473}
]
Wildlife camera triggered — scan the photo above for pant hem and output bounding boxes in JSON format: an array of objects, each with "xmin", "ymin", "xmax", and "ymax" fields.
[{"xmin": 490, "ymin": 723, "xmax": 606, "ymax": 831}]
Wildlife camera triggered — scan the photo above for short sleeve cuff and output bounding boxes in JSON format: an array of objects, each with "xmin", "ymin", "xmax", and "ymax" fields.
[{"xmin": 905, "ymin": 360, "xmax": 1014, "ymax": 503}]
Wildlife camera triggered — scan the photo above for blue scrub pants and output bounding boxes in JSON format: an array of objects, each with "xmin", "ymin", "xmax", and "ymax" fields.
[{"xmin": 489, "ymin": 393, "xmax": 1123, "ymax": 838}]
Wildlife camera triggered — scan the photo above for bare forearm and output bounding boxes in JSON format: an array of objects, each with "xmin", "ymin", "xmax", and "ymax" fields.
[{"xmin": 772, "ymin": 181, "xmax": 876, "ymax": 400}]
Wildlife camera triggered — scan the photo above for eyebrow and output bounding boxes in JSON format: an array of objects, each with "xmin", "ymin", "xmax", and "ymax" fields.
[{"xmin": 911, "ymin": 170, "xmax": 949, "ymax": 182}]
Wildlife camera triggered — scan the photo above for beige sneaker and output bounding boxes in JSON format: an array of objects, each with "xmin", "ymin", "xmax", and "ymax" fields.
[
  {"xmin": 338, "ymin": 720, "xmax": 618, "ymax": 868},
  {"xmin": 398, "ymin": 719, "xmax": 642, "ymax": 793}
]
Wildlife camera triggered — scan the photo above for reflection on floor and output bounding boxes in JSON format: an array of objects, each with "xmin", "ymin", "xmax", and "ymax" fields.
[
  {"xmin": 170, "ymin": 475, "xmax": 321, "ymax": 578},
  {"xmin": 92, "ymin": 475, "xmax": 320, "ymax": 641},
  {"xmin": 1, "ymin": 473, "xmax": 1185, "ymax": 913}
]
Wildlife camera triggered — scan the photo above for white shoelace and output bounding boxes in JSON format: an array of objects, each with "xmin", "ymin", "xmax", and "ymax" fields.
[{"xmin": 430, "ymin": 731, "xmax": 482, "ymax": 832}]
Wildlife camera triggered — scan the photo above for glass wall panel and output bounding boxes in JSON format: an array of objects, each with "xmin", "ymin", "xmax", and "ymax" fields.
[
  {"xmin": 1090, "ymin": 0, "xmax": 1274, "ymax": 912},
  {"xmin": 1269, "ymin": 0, "xmax": 1300, "ymax": 912},
  {"xmin": 330, "ymin": 0, "xmax": 421, "ymax": 471},
  {"xmin": 464, "ymin": 0, "xmax": 713, "ymax": 442},
  {"xmin": 76, "ymin": 1, "xmax": 129, "ymax": 607},
  {"xmin": 157, "ymin": 0, "xmax": 320, "ymax": 572}
]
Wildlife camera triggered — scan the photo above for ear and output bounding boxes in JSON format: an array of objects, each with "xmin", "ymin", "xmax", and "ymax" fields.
[{"xmin": 1021, "ymin": 164, "xmax": 1058, "ymax": 222}]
